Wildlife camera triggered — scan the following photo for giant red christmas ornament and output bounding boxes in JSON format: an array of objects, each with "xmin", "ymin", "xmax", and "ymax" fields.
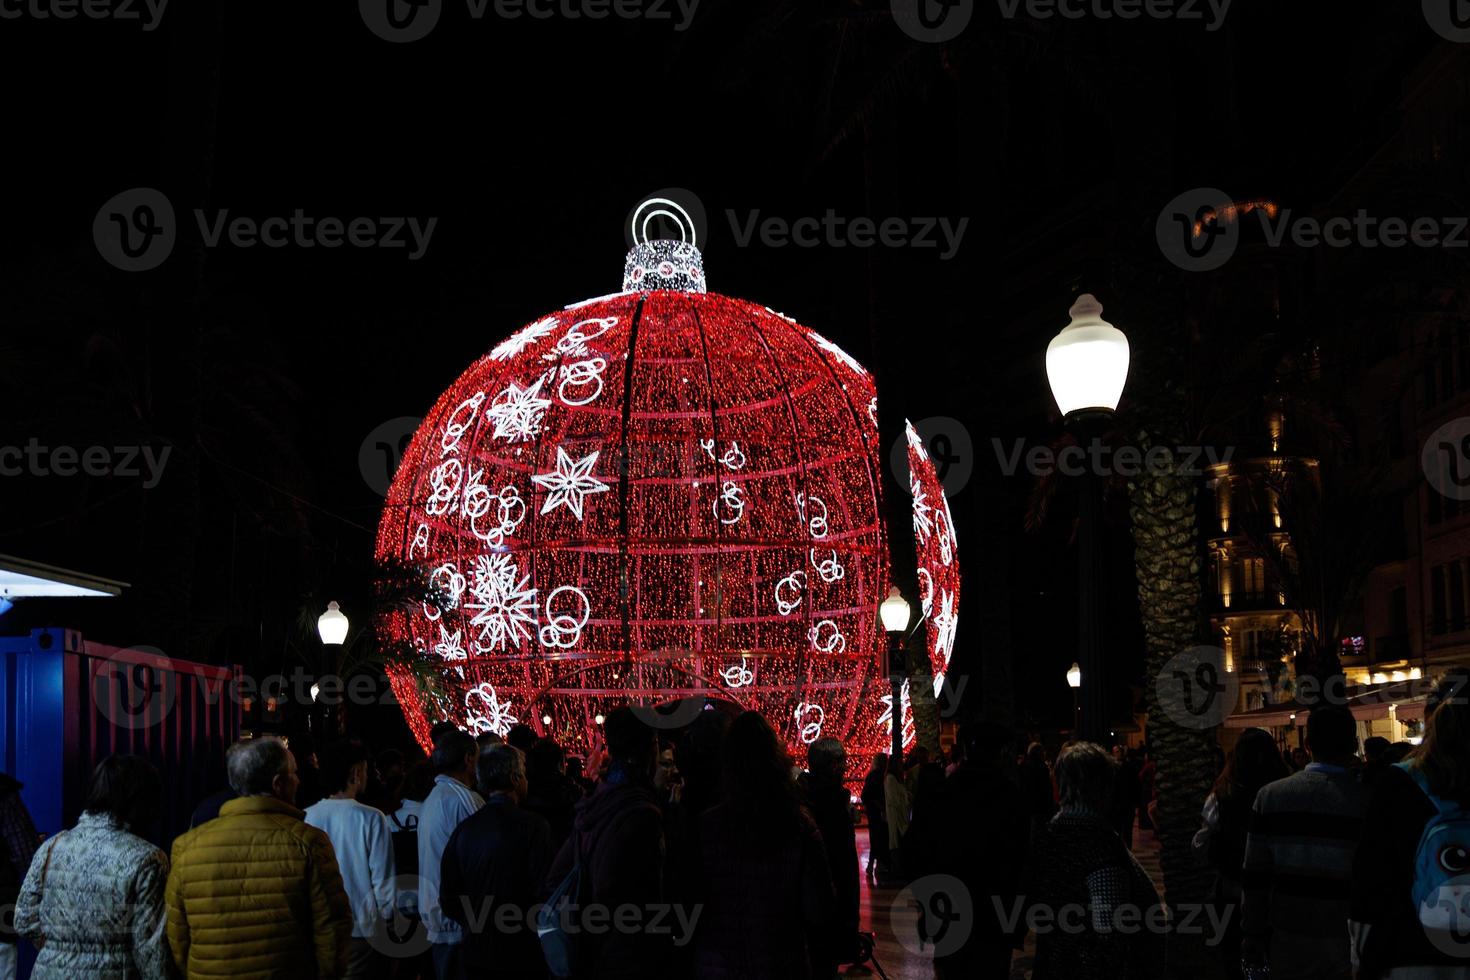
[{"xmin": 376, "ymin": 233, "xmax": 959, "ymax": 778}]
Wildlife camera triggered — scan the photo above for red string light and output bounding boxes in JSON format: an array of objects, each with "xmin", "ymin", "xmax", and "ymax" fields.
[{"xmin": 376, "ymin": 264, "xmax": 958, "ymax": 781}]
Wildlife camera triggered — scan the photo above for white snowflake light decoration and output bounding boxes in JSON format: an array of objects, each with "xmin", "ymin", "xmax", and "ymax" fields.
[
  {"xmin": 491, "ymin": 316, "xmax": 559, "ymax": 361},
  {"xmin": 465, "ymin": 682, "xmax": 518, "ymax": 737},
  {"xmin": 486, "ymin": 377, "xmax": 553, "ymax": 443},
  {"xmin": 465, "ymin": 554, "xmax": 538, "ymax": 653}
]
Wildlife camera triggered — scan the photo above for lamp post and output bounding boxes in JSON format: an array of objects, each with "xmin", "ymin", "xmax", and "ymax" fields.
[
  {"xmin": 1046, "ymin": 294, "xmax": 1129, "ymax": 744},
  {"xmin": 1066, "ymin": 661, "xmax": 1082, "ymax": 733},
  {"xmin": 880, "ymin": 586, "xmax": 912, "ymax": 768}
]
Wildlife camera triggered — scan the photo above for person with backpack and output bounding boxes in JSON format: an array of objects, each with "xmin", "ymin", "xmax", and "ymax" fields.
[
  {"xmin": 304, "ymin": 738, "xmax": 397, "ymax": 978},
  {"xmin": 0, "ymin": 772, "xmax": 39, "ymax": 980},
  {"xmin": 1351, "ymin": 666, "xmax": 1470, "ymax": 978},
  {"xmin": 541, "ymin": 707, "xmax": 669, "ymax": 979},
  {"xmin": 440, "ymin": 745, "xmax": 554, "ymax": 980},
  {"xmin": 384, "ymin": 758, "xmax": 434, "ymax": 979},
  {"xmin": 1241, "ymin": 704, "xmax": 1368, "ymax": 980},
  {"xmin": 13, "ymin": 756, "xmax": 169, "ymax": 980}
]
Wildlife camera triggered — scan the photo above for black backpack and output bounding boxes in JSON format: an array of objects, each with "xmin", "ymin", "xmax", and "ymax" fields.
[
  {"xmin": 537, "ymin": 831, "xmax": 588, "ymax": 979},
  {"xmin": 389, "ymin": 810, "xmax": 420, "ymax": 905}
]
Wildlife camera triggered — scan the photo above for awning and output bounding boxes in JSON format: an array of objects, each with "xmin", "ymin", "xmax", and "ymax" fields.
[
  {"xmin": 0, "ymin": 555, "xmax": 127, "ymax": 598},
  {"xmin": 1224, "ymin": 681, "xmax": 1429, "ymax": 728}
]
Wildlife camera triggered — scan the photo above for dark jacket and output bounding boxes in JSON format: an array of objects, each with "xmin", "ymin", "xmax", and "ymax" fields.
[
  {"xmin": 188, "ymin": 787, "xmax": 236, "ymax": 828},
  {"xmin": 860, "ymin": 770, "xmax": 885, "ymax": 824},
  {"xmin": 0, "ymin": 775, "xmax": 39, "ymax": 944},
  {"xmin": 524, "ymin": 770, "xmax": 583, "ymax": 853},
  {"xmin": 1206, "ymin": 783, "xmax": 1258, "ymax": 890},
  {"xmin": 1107, "ymin": 760, "xmax": 1141, "ymax": 835},
  {"xmin": 544, "ymin": 762, "xmax": 668, "ymax": 979},
  {"xmin": 1351, "ymin": 763, "xmax": 1467, "ymax": 976},
  {"xmin": 937, "ymin": 761, "xmax": 1029, "ymax": 969},
  {"xmin": 692, "ymin": 802, "xmax": 834, "ymax": 979},
  {"xmin": 441, "ymin": 794, "xmax": 555, "ymax": 979},
  {"xmin": 1028, "ymin": 810, "xmax": 1164, "ymax": 980},
  {"xmin": 801, "ymin": 774, "xmax": 859, "ymax": 973},
  {"xmin": 1020, "ymin": 759, "xmax": 1057, "ymax": 827}
]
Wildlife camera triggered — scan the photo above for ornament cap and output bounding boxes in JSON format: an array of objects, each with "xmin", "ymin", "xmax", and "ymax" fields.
[{"xmin": 623, "ymin": 240, "xmax": 707, "ymax": 294}]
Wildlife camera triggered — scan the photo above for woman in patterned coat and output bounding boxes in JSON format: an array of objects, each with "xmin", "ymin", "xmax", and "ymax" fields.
[
  {"xmin": 1028, "ymin": 741, "xmax": 1165, "ymax": 980},
  {"xmin": 15, "ymin": 755, "xmax": 171, "ymax": 979}
]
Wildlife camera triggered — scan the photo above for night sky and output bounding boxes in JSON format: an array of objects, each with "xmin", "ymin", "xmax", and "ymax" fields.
[{"xmin": 0, "ymin": 0, "xmax": 1444, "ymax": 739}]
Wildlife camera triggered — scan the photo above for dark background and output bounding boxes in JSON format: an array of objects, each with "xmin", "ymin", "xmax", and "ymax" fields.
[{"xmin": 0, "ymin": 0, "xmax": 1446, "ymax": 743}]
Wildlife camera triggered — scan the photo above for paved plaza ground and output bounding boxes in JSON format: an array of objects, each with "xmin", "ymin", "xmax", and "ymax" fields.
[{"xmin": 850, "ymin": 819, "xmax": 1165, "ymax": 980}]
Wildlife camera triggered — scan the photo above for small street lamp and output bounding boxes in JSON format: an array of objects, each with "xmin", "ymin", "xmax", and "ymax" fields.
[
  {"xmin": 880, "ymin": 586, "xmax": 912, "ymax": 767},
  {"xmin": 317, "ymin": 601, "xmax": 349, "ymax": 646},
  {"xmin": 1066, "ymin": 662, "xmax": 1082, "ymax": 732},
  {"xmin": 1046, "ymin": 294, "xmax": 1129, "ymax": 744}
]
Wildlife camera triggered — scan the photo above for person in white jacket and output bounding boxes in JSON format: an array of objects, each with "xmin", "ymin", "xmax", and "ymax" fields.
[
  {"xmin": 418, "ymin": 729, "xmax": 483, "ymax": 980},
  {"xmin": 305, "ymin": 738, "xmax": 397, "ymax": 979},
  {"xmin": 15, "ymin": 755, "xmax": 170, "ymax": 980}
]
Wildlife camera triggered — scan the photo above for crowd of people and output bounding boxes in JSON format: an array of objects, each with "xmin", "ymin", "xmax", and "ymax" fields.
[{"xmin": 0, "ymin": 665, "xmax": 1464, "ymax": 979}]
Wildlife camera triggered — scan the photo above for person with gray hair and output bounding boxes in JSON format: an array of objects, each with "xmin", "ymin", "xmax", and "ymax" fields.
[
  {"xmin": 1026, "ymin": 741, "xmax": 1163, "ymax": 980},
  {"xmin": 165, "ymin": 736, "xmax": 352, "ymax": 977},
  {"xmin": 439, "ymin": 745, "xmax": 553, "ymax": 979}
]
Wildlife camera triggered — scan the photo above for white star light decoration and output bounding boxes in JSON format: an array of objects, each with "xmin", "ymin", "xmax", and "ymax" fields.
[
  {"xmin": 532, "ymin": 447, "xmax": 610, "ymax": 520},
  {"xmin": 433, "ymin": 624, "xmax": 466, "ymax": 662},
  {"xmin": 486, "ymin": 377, "xmax": 552, "ymax": 443}
]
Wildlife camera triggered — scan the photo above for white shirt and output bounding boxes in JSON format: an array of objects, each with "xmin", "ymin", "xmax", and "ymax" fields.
[
  {"xmin": 417, "ymin": 774, "xmax": 483, "ymax": 943},
  {"xmin": 304, "ymin": 797, "xmax": 397, "ymax": 939}
]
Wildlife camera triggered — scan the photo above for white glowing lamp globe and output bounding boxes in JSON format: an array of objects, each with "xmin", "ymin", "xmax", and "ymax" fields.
[
  {"xmin": 1046, "ymin": 294, "xmax": 1130, "ymax": 417},
  {"xmin": 1066, "ymin": 662, "xmax": 1082, "ymax": 689},
  {"xmin": 880, "ymin": 586, "xmax": 912, "ymax": 634},
  {"xmin": 318, "ymin": 601, "xmax": 349, "ymax": 645}
]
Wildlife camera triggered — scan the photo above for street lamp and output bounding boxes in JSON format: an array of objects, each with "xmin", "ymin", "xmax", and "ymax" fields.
[
  {"xmin": 318, "ymin": 601, "xmax": 349, "ymax": 645},
  {"xmin": 1066, "ymin": 662, "xmax": 1082, "ymax": 733},
  {"xmin": 1047, "ymin": 294, "xmax": 1129, "ymax": 744},
  {"xmin": 880, "ymin": 586, "xmax": 912, "ymax": 767},
  {"xmin": 1046, "ymin": 294, "xmax": 1130, "ymax": 416}
]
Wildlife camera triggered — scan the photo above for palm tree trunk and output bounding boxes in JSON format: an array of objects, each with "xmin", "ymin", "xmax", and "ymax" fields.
[{"xmin": 1128, "ymin": 429, "xmax": 1218, "ymax": 975}]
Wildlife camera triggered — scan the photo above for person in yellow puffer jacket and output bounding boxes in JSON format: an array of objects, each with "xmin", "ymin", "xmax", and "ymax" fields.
[{"xmin": 166, "ymin": 736, "xmax": 352, "ymax": 978}]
